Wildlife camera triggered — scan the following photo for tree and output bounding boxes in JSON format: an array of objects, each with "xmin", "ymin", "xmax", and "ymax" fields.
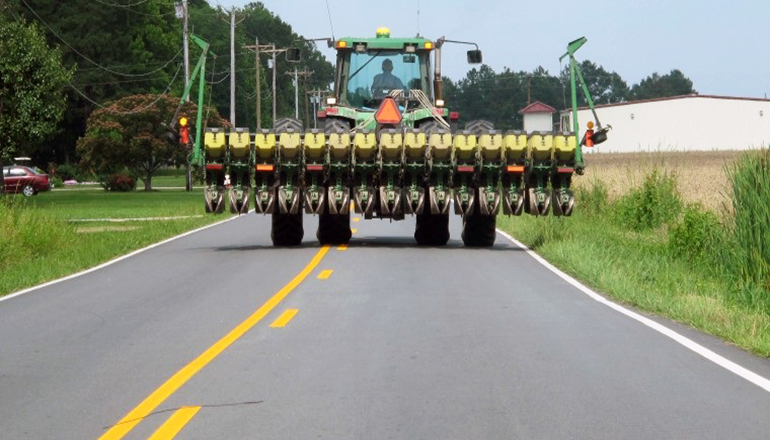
[
  {"xmin": 561, "ymin": 60, "xmax": 629, "ymax": 106},
  {"xmin": 10, "ymin": 0, "xmax": 335, "ymax": 169},
  {"xmin": 631, "ymin": 69, "xmax": 696, "ymax": 100},
  {"xmin": 0, "ymin": 13, "xmax": 71, "ymax": 194},
  {"xmin": 76, "ymin": 94, "xmax": 229, "ymax": 190},
  {"xmin": 12, "ymin": 0, "xmax": 182, "ymax": 166}
]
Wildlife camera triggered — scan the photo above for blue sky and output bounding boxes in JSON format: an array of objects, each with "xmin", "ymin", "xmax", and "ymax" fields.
[{"xmin": 215, "ymin": 0, "xmax": 769, "ymax": 99}]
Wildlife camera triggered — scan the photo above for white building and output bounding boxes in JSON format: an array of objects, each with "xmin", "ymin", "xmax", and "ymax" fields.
[
  {"xmin": 520, "ymin": 101, "xmax": 556, "ymax": 133},
  {"xmin": 558, "ymin": 95, "xmax": 770, "ymax": 153}
]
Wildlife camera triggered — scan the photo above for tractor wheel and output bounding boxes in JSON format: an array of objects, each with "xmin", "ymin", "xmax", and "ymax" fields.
[
  {"xmin": 274, "ymin": 117, "xmax": 304, "ymax": 132},
  {"xmin": 317, "ymin": 212, "xmax": 352, "ymax": 245},
  {"xmin": 271, "ymin": 211, "xmax": 304, "ymax": 246},
  {"xmin": 461, "ymin": 190, "xmax": 496, "ymax": 247},
  {"xmin": 414, "ymin": 211, "xmax": 450, "ymax": 246},
  {"xmin": 465, "ymin": 119, "xmax": 495, "ymax": 135},
  {"xmin": 324, "ymin": 117, "xmax": 350, "ymax": 133}
]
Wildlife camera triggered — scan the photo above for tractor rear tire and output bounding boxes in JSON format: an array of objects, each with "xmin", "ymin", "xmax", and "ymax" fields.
[
  {"xmin": 271, "ymin": 211, "xmax": 304, "ymax": 246},
  {"xmin": 317, "ymin": 212, "xmax": 352, "ymax": 245},
  {"xmin": 461, "ymin": 192, "xmax": 496, "ymax": 247},
  {"xmin": 414, "ymin": 211, "xmax": 450, "ymax": 246}
]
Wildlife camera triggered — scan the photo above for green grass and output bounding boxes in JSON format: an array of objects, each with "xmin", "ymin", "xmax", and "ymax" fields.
[
  {"xmin": 1, "ymin": 189, "xmax": 232, "ymax": 297},
  {"xmin": 147, "ymin": 174, "xmax": 187, "ymax": 188},
  {"xmin": 31, "ymin": 189, "xmax": 205, "ymax": 219},
  {"xmin": 724, "ymin": 150, "xmax": 770, "ymax": 307},
  {"xmin": 498, "ymin": 169, "xmax": 770, "ymax": 358}
]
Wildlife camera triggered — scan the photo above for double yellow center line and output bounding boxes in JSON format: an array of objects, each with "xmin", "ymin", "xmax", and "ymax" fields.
[{"xmin": 98, "ymin": 245, "xmax": 331, "ymax": 440}]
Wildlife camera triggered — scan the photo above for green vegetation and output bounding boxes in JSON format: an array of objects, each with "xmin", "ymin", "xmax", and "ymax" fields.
[
  {"xmin": 498, "ymin": 150, "xmax": 770, "ymax": 357},
  {"xmin": 443, "ymin": 62, "xmax": 696, "ymax": 130},
  {"xmin": 0, "ymin": 190, "xmax": 232, "ymax": 297},
  {"xmin": 76, "ymin": 94, "xmax": 229, "ymax": 191},
  {"xmin": 6, "ymin": 0, "xmax": 334, "ymax": 170},
  {"xmin": 0, "ymin": 11, "xmax": 71, "ymax": 192}
]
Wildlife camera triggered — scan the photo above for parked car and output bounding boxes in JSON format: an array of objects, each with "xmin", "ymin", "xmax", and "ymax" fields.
[{"xmin": 2, "ymin": 166, "xmax": 51, "ymax": 196}]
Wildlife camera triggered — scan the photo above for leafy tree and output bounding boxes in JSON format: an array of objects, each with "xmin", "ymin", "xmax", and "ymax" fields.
[
  {"xmin": 10, "ymin": 0, "xmax": 334, "ymax": 169},
  {"xmin": 562, "ymin": 60, "xmax": 629, "ymax": 106},
  {"xmin": 11, "ymin": 0, "xmax": 182, "ymax": 166},
  {"xmin": 631, "ymin": 69, "xmax": 696, "ymax": 100},
  {"xmin": 0, "ymin": 12, "xmax": 71, "ymax": 194},
  {"xmin": 77, "ymin": 94, "xmax": 229, "ymax": 190},
  {"xmin": 446, "ymin": 65, "xmax": 563, "ymax": 131}
]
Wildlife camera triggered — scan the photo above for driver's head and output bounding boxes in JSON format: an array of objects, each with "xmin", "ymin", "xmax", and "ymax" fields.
[{"xmin": 382, "ymin": 59, "xmax": 393, "ymax": 73}]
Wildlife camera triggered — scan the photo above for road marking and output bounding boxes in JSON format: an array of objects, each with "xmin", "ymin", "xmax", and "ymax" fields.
[
  {"xmin": 146, "ymin": 406, "xmax": 200, "ymax": 440},
  {"xmin": 351, "ymin": 229, "xmax": 357, "ymax": 234},
  {"xmin": 1, "ymin": 213, "xmax": 246, "ymax": 303},
  {"xmin": 270, "ymin": 309, "xmax": 299, "ymax": 328},
  {"xmin": 337, "ymin": 245, "xmax": 348, "ymax": 251},
  {"xmin": 68, "ymin": 216, "xmax": 205, "ymax": 222},
  {"xmin": 352, "ymin": 217, "xmax": 360, "ymax": 222},
  {"xmin": 317, "ymin": 270, "xmax": 333, "ymax": 280},
  {"xmin": 497, "ymin": 229, "xmax": 770, "ymax": 394},
  {"xmin": 96, "ymin": 245, "xmax": 330, "ymax": 440}
]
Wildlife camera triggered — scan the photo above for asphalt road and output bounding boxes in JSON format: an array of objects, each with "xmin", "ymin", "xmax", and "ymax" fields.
[{"xmin": 1, "ymin": 212, "xmax": 770, "ymax": 440}]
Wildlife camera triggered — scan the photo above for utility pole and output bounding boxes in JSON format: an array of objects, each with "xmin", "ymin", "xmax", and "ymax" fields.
[
  {"xmin": 230, "ymin": 10, "xmax": 236, "ymax": 125},
  {"xmin": 286, "ymin": 69, "xmax": 314, "ymax": 122},
  {"xmin": 182, "ymin": 0, "xmax": 189, "ymax": 102},
  {"xmin": 255, "ymin": 37, "xmax": 260, "ymax": 129},
  {"xmin": 244, "ymin": 44, "xmax": 288, "ymax": 128},
  {"xmin": 272, "ymin": 50, "xmax": 277, "ymax": 124},
  {"xmin": 527, "ymin": 76, "xmax": 532, "ymax": 105},
  {"xmin": 177, "ymin": 0, "xmax": 192, "ymax": 189},
  {"xmin": 307, "ymin": 89, "xmax": 325, "ymax": 128},
  {"xmin": 225, "ymin": 9, "xmax": 245, "ymax": 126},
  {"xmin": 293, "ymin": 68, "xmax": 298, "ymax": 118}
]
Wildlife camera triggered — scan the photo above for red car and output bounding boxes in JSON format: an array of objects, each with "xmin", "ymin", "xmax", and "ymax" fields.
[{"xmin": 3, "ymin": 166, "xmax": 51, "ymax": 196}]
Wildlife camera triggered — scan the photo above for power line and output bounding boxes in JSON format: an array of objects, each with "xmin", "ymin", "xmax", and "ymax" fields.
[
  {"xmin": 91, "ymin": 0, "xmax": 156, "ymax": 8},
  {"xmin": 68, "ymin": 62, "xmax": 183, "ymax": 114},
  {"xmin": 207, "ymin": 70, "xmax": 231, "ymax": 85},
  {"xmin": 71, "ymin": 75, "xmax": 175, "ymax": 87},
  {"xmin": 20, "ymin": 0, "xmax": 182, "ymax": 78}
]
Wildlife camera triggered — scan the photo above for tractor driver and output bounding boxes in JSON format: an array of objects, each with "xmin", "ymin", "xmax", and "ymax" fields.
[{"xmin": 371, "ymin": 59, "xmax": 405, "ymax": 99}]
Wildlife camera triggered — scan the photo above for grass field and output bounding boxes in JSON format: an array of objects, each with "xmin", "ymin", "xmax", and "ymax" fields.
[
  {"xmin": 499, "ymin": 149, "xmax": 770, "ymax": 357},
  {"xmin": 1, "ymin": 189, "xmax": 231, "ymax": 297},
  {"xmin": 576, "ymin": 151, "xmax": 742, "ymax": 213}
]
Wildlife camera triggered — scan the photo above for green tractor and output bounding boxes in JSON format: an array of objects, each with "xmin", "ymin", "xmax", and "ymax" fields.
[{"xmin": 196, "ymin": 30, "xmax": 605, "ymax": 247}]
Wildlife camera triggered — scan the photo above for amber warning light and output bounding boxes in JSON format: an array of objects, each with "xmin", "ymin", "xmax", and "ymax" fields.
[
  {"xmin": 374, "ymin": 97, "xmax": 402, "ymax": 125},
  {"xmin": 178, "ymin": 116, "xmax": 190, "ymax": 145}
]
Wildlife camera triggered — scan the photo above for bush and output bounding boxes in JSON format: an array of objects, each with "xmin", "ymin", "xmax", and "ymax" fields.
[
  {"xmin": 101, "ymin": 173, "xmax": 136, "ymax": 192},
  {"xmin": 614, "ymin": 169, "xmax": 681, "ymax": 230},
  {"xmin": 725, "ymin": 149, "xmax": 770, "ymax": 306},
  {"xmin": 576, "ymin": 180, "xmax": 609, "ymax": 215},
  {"xmin": 55, "ymin": 163, "xmax": 79, "ymax": 181},
  {"xmin": 0, "ymin": 199, "xmax": 75, "ymax": 268},
  {"xmin": 50, "ymin": 175, "xmax": 64, "ymax": 188},
  {"xmin": 668, "ymin": 204, "xmax": 724, "ymax": 265}
]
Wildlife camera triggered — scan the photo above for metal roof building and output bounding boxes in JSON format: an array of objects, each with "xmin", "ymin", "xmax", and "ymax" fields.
[{"xmin": 558, "ymin": 95, "xmax": 770, "ymax": 153}]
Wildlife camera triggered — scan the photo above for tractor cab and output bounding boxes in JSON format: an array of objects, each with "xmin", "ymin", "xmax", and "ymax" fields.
[{"xmin": 333, "ymin": 28, "xmax": 435, "ymax": 111}]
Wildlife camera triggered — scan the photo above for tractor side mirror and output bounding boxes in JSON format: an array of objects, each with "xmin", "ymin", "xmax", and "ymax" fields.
[
  {"xmin": 467, "ymin": 50, "xmax": 482, "ymax": 64},
  {"xmin": 286, "ymin": 48, "xmax": 301, "ymax": 63}
]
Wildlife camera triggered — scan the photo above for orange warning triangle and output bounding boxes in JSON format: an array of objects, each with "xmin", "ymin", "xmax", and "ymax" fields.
[{"xmin": 375, "ymin": 97, "xmax": 402, "ymax": 125}]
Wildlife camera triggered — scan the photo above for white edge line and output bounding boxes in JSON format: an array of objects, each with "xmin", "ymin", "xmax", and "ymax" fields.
[
  {"xmin": 1, "ymin": 214, "xmax": 246, "ymax": 303},
  {"xmin": 496, "ymin": 228, "xmax": 770, "ymax": 394}
]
